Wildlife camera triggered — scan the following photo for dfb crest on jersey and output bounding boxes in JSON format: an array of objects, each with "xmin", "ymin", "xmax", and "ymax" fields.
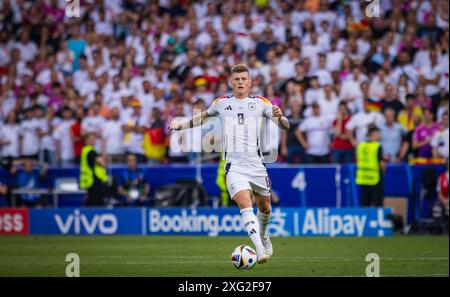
[{"xmin": 248, "ymin": 102, "xmax": 256, "ymax": 111}]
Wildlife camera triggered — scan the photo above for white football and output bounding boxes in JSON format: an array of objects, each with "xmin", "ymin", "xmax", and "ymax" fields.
[{"xmin": 231, "ymin": 245, "xmax": 257, "ymax": 270}]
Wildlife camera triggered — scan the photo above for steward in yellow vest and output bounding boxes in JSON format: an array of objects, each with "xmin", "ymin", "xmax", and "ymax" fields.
[
  {"xmin": 216, "ymin": 152, "xmax": 229, "ymax": 206},
  {"xmin": 356, "ymin": 125, "xmax": 386, "ymax": 207},
  {"xmin": 80, "ymin": 133, "xmax": 109, "ymax": 206}
]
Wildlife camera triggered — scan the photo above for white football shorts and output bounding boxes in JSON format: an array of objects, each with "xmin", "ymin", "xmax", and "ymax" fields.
[{"xmin": 225, "ymin": 169, "xmax": 271, "ymax": 199}]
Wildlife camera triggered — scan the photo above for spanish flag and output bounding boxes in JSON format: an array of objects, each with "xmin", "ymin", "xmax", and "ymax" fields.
[
  {"xmin": 143, "ymin": 126, "xmax": 166, "ymax": 161},
  {"xmin": 409, "ymin": 157, "xmax": 445, "ymax": 165}
]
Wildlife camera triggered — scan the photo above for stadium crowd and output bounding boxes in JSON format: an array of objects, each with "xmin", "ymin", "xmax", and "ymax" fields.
[{"xmin": 0, "ymin": 0, "xmax": 449, "ymax": 169}]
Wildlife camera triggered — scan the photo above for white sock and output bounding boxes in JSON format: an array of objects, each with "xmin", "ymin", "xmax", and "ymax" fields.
[
  {"xmin": 257, "ymin": 210, "xmax": 271, "ymax": 238},
  {"xmin": 240, "ymin": 207, "xmax": 265, "ymax": 255}
]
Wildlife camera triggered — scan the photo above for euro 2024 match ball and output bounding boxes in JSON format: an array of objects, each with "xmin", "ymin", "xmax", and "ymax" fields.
[{"xmin": 231, "ymin": 245, "xmax": 257, "ymax": 270}]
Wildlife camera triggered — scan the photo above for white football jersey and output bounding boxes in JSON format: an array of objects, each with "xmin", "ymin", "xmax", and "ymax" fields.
[{"xmin": 206, "ymin": 94, "xmax": 273, "ymax": 174}]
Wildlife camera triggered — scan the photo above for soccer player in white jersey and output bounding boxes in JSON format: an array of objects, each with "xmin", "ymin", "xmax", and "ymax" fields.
[{"xmin": 169, "ymin": 64, "xmax": 290, "ymax": 264}]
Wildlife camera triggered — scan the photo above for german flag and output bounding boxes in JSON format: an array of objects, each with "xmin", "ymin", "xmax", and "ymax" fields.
[
  {"xmin": 143, "ymin": 126, "xmax": 166, "ymax": 161},
  {"xmin": 364, "ymin": 99, "xmax": 382, "ymax": 113}
]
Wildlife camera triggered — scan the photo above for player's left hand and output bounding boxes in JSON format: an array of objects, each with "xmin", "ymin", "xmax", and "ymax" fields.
[{"xmin": 272, "ymin": 105, "xmax": 282, "ymax": 118}]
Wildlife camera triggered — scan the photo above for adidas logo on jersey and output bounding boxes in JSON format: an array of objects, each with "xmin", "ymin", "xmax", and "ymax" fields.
[{"xmin": 224, "ymin": 105, "xmax": 233, "ymax": 110}]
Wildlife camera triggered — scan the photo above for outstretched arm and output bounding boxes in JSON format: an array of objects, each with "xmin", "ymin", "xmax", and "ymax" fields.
[
  {"xmin": 271, "ymin": 105, "xmax": 290, "ymax": 130},
  {"xmin": 168, "ymin": 111, "xmax": 211, "ymax": 131}
]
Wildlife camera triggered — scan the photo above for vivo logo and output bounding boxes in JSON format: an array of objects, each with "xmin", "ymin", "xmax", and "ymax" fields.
[{"xmin": 54, "ymin": 209, "xmax": 118, "ymax": 234}]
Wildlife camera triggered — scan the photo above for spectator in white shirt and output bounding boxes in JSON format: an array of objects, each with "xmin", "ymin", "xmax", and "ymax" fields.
[
  {"xmin": 103, "ymin": 74, "xmax": 125, "ymax": 108},
  {"xmin": 391, "ymin": 51, "xmax": 419, "ymax": 89},
  {"xmin": 304, "ymin": 83, "xmax": 339, "ymax": 121},
  {"xmin": 53, "ymin": 107, "xmax": 75, "ymax": 166},
  {"xmin": 91, "ymin": 48, "xmax": 109, "ymax": 78},
  {"xmin": 102, "ymin": 107, "xmax": 125, "ymax": 164},
  {"xmin": 195, "ymin": 21, "xmax": 214, "ymax": 51},
  {"xmin": 107, "ymin": 54, "xmax": 122, "ymax": 78},
  {"xmin": 234, "ymin": 15, "xmax": 258, "ymax": 53},
  {"xmin": 121, "ymin": 98, "xmax": 149, "ymax": 163},
  {"xmin": 56, "ymin": 41, "xmax": 75, "ymax": 74},
  {"xmin": 33, "ymin": 106, "xmax": 50, "ymax": 163},
  {"xmin": 317, "ymin": 83, "xmax": 339, "ymax": 121},
  {"xmin": 152, "ymin": 87, "xmax": 168, "ymax": 116},
  {"xmin": 19, "ymin": 107, "xmax": 40, "ymax": 160},
  {"xmin": 40, "ymin": 106, "xmax": 60, "ymax": 166},
  {"xmin": 304, "ymin": 76, "xmax": 324, "ymax": 106},
  {"xmin": 81, "ymin": 102, "xmax": 105, "ymax": 149},
  {"xmin": 346, "ymin": 37, "xmax": 365, "ymax": 62},
  {"xmin": 314, "ymin": 53, "xmax": 333, "ymax": 87},
  {"xmin": 413, "ymin": 36, "xmax": 432, "ymax": 70},
  {"xmin": 349, "ymin": 81, "xmax": 371, "ymax": 114},
  {"xmin": 313, "ymin": 1, "xmax": 337, "ymax": 29},
  {"xmin": 326, "ymin": 39, "xmax": 345, "ymax": 72},
  {"xmin": 296, "ymin": 103, "xmax": 332, "ymax": 164},
  {"xmin": 346, "ymin": 100, "xmax": 386, "ymax": 145},
  {"xmin": 420, "ymin": 48, "xmax": 447, "ymax": 114},
  {"xmin": 73, "ymin": 55, "xmax": 89, "ymax": 92},
  {"xmin": 302, "ymin": 31, "xmax": 323, "ymax": 72},
  {"xmin": 277, "ymin": 47, "xmax": 300, "ymax": 80},
  {"xmin": 138, "ymin": 80, "xmax": 155, "ymax": 118},
  {"xmin": 95, "ymin": 9, "xmax": 114, "ymax": 36},
  {"xmin": 0, "ymin": 111, "xmax": 20, "ymax": 161},
  {"xmin": 13, "ymin": 30, "xmax": 38, "ymax": 63},
  {"xmin": 36, "ymin": 54, "xmax": 58, "ymax": 86},
  {"xmin": 317, "ymin": 20, "xmax": 331, "ymax": 50},
  {"xmin": 369, "ymin": 68, "xmax": 390, "ymax": 101},
  {"xmin": 78, "ymin": 67, "xmax": 98, "ymax": 103},
  {"xmin": 340, "ymin": 67, "xmax": 365, "ymax": 105}
]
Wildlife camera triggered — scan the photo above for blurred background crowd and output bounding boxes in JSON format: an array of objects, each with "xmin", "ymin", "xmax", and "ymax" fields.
[{"xmin": 0, "ymin": 0, "xmax": 448, "ymax": 168}]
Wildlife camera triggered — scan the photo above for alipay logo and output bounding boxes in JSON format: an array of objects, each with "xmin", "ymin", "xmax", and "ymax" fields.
[{"xmin": 301, "ymin": 208, "xmax": 392, "ymax": 237}]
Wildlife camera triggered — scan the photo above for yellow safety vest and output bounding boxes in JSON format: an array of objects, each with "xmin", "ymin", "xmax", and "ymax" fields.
[
  {"xmin": 79, "ymin": 145, "xmax": 109, "ymax": 189},
  {"xmin": 356, "ymin": 141, "xmax": 381, "ymax": 186},
  {"xmin": 215, "ymin": 152, "xmax": 228, "ymax": 206}
]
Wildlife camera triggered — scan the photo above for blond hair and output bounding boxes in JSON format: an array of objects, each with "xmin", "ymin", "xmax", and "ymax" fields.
[{"xmin": 231, "ymin": 63, "xmax": 250, "ymax": 75}]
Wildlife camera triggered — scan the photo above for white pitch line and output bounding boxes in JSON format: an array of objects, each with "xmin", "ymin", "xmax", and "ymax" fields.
[
  {"xmin": 84, "ymin": 255, "xmax": 450, "ymax": 260},
  {"xmin": 276, "ymin": 256, "xmax": 449, "ymax": 261},
  {"xmin": 1, "ymin": 256, "xmax": 447, "ymax": 262}
]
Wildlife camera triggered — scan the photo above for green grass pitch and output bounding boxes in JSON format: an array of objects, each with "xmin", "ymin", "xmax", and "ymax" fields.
[{"xmin": 0, "ymin": 235, "xmax": 448, "ymax": 277}]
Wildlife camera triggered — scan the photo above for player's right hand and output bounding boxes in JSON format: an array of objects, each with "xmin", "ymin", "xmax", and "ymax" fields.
[
  {"xmin": 168, "ymin": 120, "xmax": 182, "ymax": 131},
  {"xmin": 272, "ymin": 105, "xmax": 282, "ymax": 118}
]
